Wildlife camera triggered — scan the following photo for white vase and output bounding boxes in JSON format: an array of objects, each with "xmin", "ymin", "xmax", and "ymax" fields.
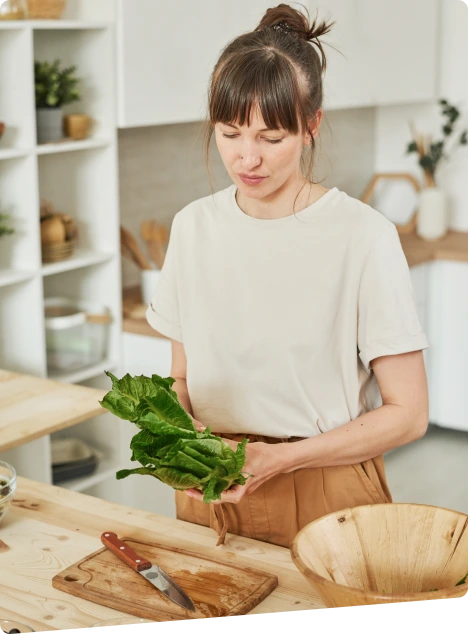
[
  {"xmin": 141, "ymin": 268, "xmax": 161, "ymax": 305},
  {"xmin": 416, "ymin": 187, "xmax": 448, "ymax": 241}
]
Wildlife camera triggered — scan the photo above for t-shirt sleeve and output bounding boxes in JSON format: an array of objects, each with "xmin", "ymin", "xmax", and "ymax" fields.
[
  {"xmin": 357, "ymin": 224, "xmax": 429, "ymax": 371},
  {"xmin": 145, "ymin": 212, "xmax": 183, "ymax": 342}
]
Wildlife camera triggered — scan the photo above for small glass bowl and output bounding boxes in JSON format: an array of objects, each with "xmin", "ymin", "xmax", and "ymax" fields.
[
  {"xmin": 0, "ymin": 619, "xmax": 34, "ymax": 633},
  {"xmin": 0, "ymin": 461, "xmax": 17, "ymax": 525}
]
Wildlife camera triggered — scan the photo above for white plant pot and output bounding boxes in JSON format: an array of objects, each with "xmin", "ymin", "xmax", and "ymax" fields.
[
  {"xmin": 141, "ymin": 268, "xmax": 161, "ymax": 305},
  {"xmin": 416, "ymin": 187, "xmax": 448, "ymax": 241}
]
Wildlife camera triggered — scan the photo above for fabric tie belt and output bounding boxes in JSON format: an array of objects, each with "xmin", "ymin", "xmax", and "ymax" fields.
[{"xmin": 212, "ymin": 433, "xmax": 307, "ymax": 546}]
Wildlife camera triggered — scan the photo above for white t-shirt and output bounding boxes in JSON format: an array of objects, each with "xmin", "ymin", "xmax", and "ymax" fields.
[{"xmin": 146, "ymin": 184, "xmax": 429, "ymax": 437}]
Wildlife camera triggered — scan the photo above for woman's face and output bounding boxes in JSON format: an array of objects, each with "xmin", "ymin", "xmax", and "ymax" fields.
[{"xmin": 214, "ymin": 105, "xmax": 321, "ymax": 199}]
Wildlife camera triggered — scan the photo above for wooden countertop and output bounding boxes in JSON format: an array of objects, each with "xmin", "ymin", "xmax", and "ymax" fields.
[
  {"xmin": 0, "ymin": 477, "xmax": 323, "ymax": 630},
  {"xmin": 122, "ymin": 229, "xmax": 468, "ymax": 338},
  {"xmin": 0, "ymin": 370, "xmax": 106, "ymax": 453},
  {"xmin": 399, "ymin": 229, "xmax": 468, "ymax": 267},
  {"xmin": 122, "ymin": 285, "xmax": 167, "ymax": 339}
]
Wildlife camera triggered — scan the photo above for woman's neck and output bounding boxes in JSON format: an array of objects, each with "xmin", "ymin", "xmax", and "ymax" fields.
[{"xmin": 235, "ymin": 177, "xmax": 329, "ymax": 220}]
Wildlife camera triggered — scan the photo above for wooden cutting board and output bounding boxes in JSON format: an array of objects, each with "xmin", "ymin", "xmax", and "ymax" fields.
[{"xmin": 52, "ymin": 536, "xmax": 278, "ymax": 620}]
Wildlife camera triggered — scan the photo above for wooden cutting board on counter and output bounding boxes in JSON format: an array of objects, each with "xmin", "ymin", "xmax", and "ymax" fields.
[{"xmin": 52, "ymin": 536, "xmax": 278, "ymax": 620}]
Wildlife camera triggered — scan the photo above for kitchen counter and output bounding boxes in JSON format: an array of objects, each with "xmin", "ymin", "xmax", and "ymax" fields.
[
  {"xmin": 122, "ymin": 230, "xmax": 468, "ymax": 338},
  {"xmin": 0, "ymin": 478, "xmax": 323, "ymax": 630},
  {"xmin": 0, "ymin": 370, "xmax": 107, "ymax": 453}
]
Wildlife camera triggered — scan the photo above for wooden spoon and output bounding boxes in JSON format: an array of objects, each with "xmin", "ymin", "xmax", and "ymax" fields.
[
  {"xmin": 140, "ymin": 220, "xmax": 165, "ymax": 269},
  {"xmin": 120, "ymin": 225, "xmax": 152, "ymax": 270}
]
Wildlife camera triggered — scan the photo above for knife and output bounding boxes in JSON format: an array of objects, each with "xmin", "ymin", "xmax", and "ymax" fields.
[{"xmin": 101, "ymin": 532, "xmax": 196, "ymax": 612}]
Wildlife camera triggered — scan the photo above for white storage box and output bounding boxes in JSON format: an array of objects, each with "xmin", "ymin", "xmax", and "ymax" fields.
[{"xmin": 44, "ymin": 297, "xmax": 112, "ymax": 374}]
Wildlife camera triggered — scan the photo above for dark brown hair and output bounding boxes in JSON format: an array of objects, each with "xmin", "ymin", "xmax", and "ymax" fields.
[{"xmin": 204, "ymin": 3, "xmax": 335, "ymax": 197}]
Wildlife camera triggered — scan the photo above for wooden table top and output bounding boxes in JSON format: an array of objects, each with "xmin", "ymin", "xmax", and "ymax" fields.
[
  {"xmin": 0, "ymin": 477, "xmax": 323, "ymax": 630},
  {"xmin": 0, "ymin": 370, "xmax": 106, "ymax": 453}
]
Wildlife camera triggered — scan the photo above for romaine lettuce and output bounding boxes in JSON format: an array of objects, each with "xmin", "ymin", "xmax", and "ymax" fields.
[{"xmin": 99, "ymin": 371, "xmax": 250, "ymax": 503}]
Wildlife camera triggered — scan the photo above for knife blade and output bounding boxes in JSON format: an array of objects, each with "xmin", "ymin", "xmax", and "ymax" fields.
[{"xmin": 101, "ymin": 532, "xmax": 196, "ymax": 612}]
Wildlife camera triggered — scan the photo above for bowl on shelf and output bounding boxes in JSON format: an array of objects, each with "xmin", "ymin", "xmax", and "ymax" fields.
[
  {"xmin": 41, "ymin": 236, "xmax": 76, "ymax": 263},
  {"xmin": 44, "ymin": 297, "xmax": 112, "ymax": 375},
  {"xmin": 291, "ymin": 503, "xmax": 468, "ymax": 607},
  {"xmin": 51, "ymin": 438, "xmax": 102, "ymax": 485},
  {"xmin": 0, "ymin": 461, "xmax": 17, "ymax": 526}
]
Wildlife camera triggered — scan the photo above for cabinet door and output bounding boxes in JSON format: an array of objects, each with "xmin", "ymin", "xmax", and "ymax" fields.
[
  {"xmin": 117, "ymin": 0, "xmax": 271, "ymax": 127},
  {"xmin": 309, "ymin": 0, "xmax": 438, "ymax": 109},
  {"xmin": 426, "ymin": 261, "xmax": 468, "ymax": 432}
]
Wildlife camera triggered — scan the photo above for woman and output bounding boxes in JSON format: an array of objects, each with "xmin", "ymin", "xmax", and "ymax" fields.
[{"xmin": 146, "ymin": 4, "xmax": 429, "ymax": 548}]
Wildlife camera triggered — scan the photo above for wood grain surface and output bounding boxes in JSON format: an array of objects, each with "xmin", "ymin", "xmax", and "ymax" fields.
[
  {"xmin": 0, "ymin": 370, "xmax": 106, "ymax": 453},
  {"xmin": 0, "ymin": 477, "xmax": 322, "ymax": 631},
  {"xmin": 53, "ymin": 537, "xmax": 278, "ymax": 620}
]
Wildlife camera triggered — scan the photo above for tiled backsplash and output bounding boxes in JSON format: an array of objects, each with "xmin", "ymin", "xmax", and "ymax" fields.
[{"xmin": 118, "ymin": 107, "xmax": 376, "ymax": 289}]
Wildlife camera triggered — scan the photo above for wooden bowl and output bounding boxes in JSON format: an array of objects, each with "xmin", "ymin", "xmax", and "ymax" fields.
[{"xmin": 291, "ymin": 503, "xmax": 468, "ymax": 607}]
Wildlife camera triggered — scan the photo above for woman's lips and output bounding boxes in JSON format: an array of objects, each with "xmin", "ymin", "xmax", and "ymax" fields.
[{"xmin": 238, "ymin": 174, "xmax": 268, "ymax": 185}]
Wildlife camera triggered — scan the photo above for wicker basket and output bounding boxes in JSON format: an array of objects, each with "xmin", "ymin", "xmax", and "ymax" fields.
[
  {"xmin": 42, "ymin": 238, "xmax": 76, "ymax": 263},
  {"xmin": 28, "ymin": 0, "xmax": 66, "ymax": 19}
]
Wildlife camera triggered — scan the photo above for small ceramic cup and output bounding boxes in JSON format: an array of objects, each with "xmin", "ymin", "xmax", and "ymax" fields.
[{"xmin": 63, "ymin": 114, "xmax": 94, "ymax": 141}]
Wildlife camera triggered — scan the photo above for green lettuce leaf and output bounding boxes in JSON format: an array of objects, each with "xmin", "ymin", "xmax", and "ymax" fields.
[{"xmin": 101, "ymin": 372, "xmax": 252, "ymax": 503}]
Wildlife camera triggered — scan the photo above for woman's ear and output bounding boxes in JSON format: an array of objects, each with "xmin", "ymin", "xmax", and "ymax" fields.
[{"xmin": 305, "ymin": 109, "xmax": 323, "ymax": 144}]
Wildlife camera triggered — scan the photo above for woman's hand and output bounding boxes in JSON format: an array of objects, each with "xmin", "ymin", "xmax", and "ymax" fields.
[
  {"xmin": 189, "ymin": 414, "xmax": 206, "ymax": 432},
  {"xmin": 184, "ymin": 440, "xmax": 284, "ymax": 505}
]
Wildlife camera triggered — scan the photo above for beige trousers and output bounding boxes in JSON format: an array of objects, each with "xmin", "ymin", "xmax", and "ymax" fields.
[{"xmin": 175, "ymin": 432, "xmax": 393, "ymax": 548}]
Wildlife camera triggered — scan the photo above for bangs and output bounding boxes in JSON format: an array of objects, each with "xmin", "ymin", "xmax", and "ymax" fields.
[{"xmin": 209, "ymin": 51, "xmax": 307, "ymax": 135}]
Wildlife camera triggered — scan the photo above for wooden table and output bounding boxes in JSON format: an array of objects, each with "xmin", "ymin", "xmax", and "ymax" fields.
[
  {"xmin": 0, "ymin": 370, "xmax": 106, "ymax": 453},
  {"xmin": 0, "ymin": 478, "xmax": 323, "ymax": 630}
]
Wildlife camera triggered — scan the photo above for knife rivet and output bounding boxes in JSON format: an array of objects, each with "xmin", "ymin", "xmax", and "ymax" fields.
[
  {"xmin": 136, "ymin": 559, "xmax": 141, "ymax": 562},
  {"xmin": 120, "ymin": 546, "xmax": 125, "ymax": 550}
]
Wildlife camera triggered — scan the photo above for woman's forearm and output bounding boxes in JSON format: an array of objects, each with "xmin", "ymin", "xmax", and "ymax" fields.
[
  {"xmin": 278, "ymin": 404, "xmax": 428, "ymax": 473},
  {"xmin": 171, "ymin": 377, "xmax": 194, "ymax": 417}
]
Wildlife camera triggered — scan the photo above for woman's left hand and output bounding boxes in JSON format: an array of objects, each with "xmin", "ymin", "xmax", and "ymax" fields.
[{"xmin": 184, "ymin": 440, "xmax": 284, "ymax": 504}]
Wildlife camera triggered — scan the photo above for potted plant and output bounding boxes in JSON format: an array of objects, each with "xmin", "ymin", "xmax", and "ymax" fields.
[
  {"xmin": 406, "ymin": 99, "xmax": 468, "ymax": 241},
  {"xmin": 34, "ymin": 59, "xmax": 80, "ymax": 144},
  {"xmin": 0, "ymin": 210, "xmax": 15, "ymax": 239}
]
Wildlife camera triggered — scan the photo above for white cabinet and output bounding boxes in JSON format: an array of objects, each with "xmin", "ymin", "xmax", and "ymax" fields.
[
  {"xmin": 116, "ymin": 0, "xmax": 439, "ymax": 127},
  {"xmin": 116, "ymin": 0, "xmax": 271, "ymax": 127},
  {"xmin": 425, "ymin": 261, "xmax": 468, "ymax": 432},
  {"xmin": 313, "ymin": 0, "xmax": 439, "ymax": 110}
]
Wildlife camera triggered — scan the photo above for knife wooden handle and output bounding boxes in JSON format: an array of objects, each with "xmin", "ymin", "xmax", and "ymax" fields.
[{"xmin": 101, "ymin": 532, "xmax": 152, "ymax": 572}]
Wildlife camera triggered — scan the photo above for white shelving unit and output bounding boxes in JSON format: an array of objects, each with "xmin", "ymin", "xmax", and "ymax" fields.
[{"xmin": 0, "ymin": 17, "xmax": 126, "ymax": 502}]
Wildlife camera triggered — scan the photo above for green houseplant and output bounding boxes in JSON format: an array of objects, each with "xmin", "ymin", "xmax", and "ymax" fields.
[
  {"xmin": 0, "ymin": 210, "xmax": 15, "ymax": 238},
  {"xmin": 405, "ymin": 99, "xmax": 467, "ymax": 241},
  {"xmin": 34, "ymin": 59, "xmax": 80, "ymax": 144}
]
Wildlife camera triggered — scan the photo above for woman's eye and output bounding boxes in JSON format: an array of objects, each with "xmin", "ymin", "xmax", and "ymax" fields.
[
  {"xmin": 265, "ymin": 138, "xmax": 283, "ymax": 144},
  {"xmin": 221, "ymin": 133, "xmax": 282, "ymax": 144},
  {"xmin": 222, "ymin": 133, "xmax": 238, "ymax": 139}
]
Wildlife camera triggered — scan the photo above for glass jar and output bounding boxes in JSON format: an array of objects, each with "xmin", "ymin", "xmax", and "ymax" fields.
[{"xmin": 0, "ymin": 0, "xmax": 28, "ymax": 19}]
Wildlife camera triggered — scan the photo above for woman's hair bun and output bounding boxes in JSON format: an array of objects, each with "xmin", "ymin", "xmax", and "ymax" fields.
[{"xmin": 256, "ymin": 2, "xmax": 333, "ymax": 42}]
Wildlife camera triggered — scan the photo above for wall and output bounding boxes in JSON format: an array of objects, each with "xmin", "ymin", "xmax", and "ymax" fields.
[
  {"xmin": 118, "ymin": 107, "xmax": 376, "ymax": 289},
  {"xmin": 374, "ymin": 0, "xmax": 468, "ymax": 230}
]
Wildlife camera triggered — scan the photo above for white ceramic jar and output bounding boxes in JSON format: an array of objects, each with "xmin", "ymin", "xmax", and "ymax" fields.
[{"xmin": 416, "ymin": 187, "xmax": 448, "ymax": 241}]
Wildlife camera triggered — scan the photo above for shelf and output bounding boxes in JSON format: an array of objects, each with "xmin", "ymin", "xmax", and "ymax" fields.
[
  {"xmin": 47, "ymin": 358, "xmax": 117, "ymax": 384},
  {"xmin": 0, "ymin": 20, "xmax": 110, "ymax": 31},
  {"xmin": 0, "ymin": 268, "xmax": 36, "ymax": 288},
  {"xmin": 58, "ymin": 456, "xmax": 120, "ymax": 493},
  {"xmin": 41, "ymin": 248, "xmax": 114, "ymax": 276},
  {"xmin": 36, "ymin": 138, "xmax": 111, "ymax": 155},
  {"xmin": 0, "ymin": 147, "xmax": 31, "ymax": 160}
]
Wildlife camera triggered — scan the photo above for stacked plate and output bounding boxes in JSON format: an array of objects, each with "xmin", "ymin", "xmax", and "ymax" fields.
[{"xmin": 52, "ymin": 438, "xmax": 102, "ymax": 484}]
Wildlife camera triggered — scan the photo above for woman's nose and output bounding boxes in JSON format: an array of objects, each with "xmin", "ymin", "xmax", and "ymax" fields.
[{"xmin": 239, "ymin": 148, "xmax": 261, "ymax": 170}]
